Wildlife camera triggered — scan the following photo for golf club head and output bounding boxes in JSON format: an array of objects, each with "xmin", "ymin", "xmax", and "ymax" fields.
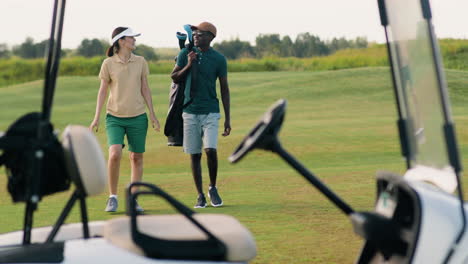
[
  {"xmin": 229, "ymin": 99, "xmax": 287, "ymax": 163},
  {"xmin": 183, "ymin": 24, "xmax": 193, "ymax": 43},
  {"xmin": 176, "ymin": 32, "xmax": 187, "ymax": 50},
  {"xmin": 176, "ymin": 32, "xmax": 187, "ymax": 41}
]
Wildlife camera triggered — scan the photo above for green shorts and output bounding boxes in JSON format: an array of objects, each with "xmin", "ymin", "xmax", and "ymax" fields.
[{"xmin": 105, "ymin": 113, "xmax": 148, "ymax": 153}]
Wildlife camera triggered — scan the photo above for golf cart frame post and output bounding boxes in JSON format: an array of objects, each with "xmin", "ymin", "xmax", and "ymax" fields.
[
  {"xmin": 11, "ymin": 0, "xmax": 91, "ymax": 246},
  {"xmin": 23, "ymin": 0, "xmax": 67, "ymax": 245},
  {"xmin": 40, "ymin": 0, "xmax": 93, "ymax": 244},
  {"xmin": 378, "ymin": 0, "xmax": 465, "ymax": 262}
]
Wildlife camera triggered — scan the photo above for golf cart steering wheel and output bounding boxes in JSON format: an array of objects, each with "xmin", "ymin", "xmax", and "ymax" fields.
[{"xmin": 229, "ymin": 99, "xmax": 286, "ymax": 163}]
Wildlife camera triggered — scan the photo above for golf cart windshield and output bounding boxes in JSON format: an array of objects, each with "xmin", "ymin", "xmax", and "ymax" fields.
[{"xmin": 383, "ymin": 0, "xmax": 458, "ymax": 192}]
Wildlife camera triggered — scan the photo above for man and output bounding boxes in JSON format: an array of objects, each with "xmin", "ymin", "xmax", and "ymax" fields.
[{"xmin": 171, "ymin": 22, "xmax": 231, "ymax": 208}]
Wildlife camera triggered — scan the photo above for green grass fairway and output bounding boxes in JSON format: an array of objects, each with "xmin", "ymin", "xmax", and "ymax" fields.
[{"xmin": 1, "ymin": 68, "xmax": 468, "ymax": 263}]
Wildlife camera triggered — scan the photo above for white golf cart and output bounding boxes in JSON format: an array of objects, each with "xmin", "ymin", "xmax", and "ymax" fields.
[
  {"xmin": 1, "ymin": 0, "xmax": 467, "ymax": 263},
  {"xmin": 230, "ymin": 0, "xmax": 468, "ymax": 263}
]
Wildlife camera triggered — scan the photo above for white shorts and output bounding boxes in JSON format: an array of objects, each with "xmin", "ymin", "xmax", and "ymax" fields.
[{"xmin": 182, "ymin": 112, "xmax": 221, "ymax": 154}]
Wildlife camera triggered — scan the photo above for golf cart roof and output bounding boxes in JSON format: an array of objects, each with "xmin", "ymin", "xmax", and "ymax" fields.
[{"xmin": 379, "ymin": 0, "xmax": 462, "ymax": 193}]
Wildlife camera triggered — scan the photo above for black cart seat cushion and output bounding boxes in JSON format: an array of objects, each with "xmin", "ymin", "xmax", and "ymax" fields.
[{"xmin": 104, "ymin": 214, "xmax": 257, "ymax": 262}]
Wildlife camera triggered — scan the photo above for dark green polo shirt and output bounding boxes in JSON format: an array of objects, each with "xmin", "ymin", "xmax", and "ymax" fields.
[{"xmin": 176, "ymin": 47, "xmax": 227, "ymax": 114}]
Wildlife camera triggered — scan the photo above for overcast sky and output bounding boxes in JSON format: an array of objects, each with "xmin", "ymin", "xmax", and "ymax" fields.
[{"xmin": 2, "ymin": 0, "xmax": 467, "ymax": 49}]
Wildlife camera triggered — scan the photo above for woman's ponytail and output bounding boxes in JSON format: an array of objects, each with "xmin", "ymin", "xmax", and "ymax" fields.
[
  {"xmin": 106, "ymin": 43, "xmax": 117, "ymax": 57},
  {"xmin": 106, "ymin": 27, "xmax": 128, "ymax": 57}
]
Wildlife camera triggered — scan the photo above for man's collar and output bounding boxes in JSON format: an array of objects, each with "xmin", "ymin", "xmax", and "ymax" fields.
[{"xmin": 197, "ymin": 47, "xmax": 212, "ymax": 53}]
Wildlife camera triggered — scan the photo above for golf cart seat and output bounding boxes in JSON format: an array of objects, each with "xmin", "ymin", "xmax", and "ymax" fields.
[
  {"xmin": 0, "ymin": 221, "xmax": 105, "ymax": 246},
  {"xmin": 61, "ymin": 125, "xmax": 107, "ymax": 197},
  {"xmin": 41, "ymin": 125, "xmax": 107, "ymax": 243},
  {"xmin": 104, "ymin": 214, "xmax": 257, "ymax": 262}
]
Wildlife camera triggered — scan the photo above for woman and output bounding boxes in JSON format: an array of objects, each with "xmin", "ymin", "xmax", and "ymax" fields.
[{"xmin": 90, "ymin": 27, "xmax": 160, "ymax": 212}]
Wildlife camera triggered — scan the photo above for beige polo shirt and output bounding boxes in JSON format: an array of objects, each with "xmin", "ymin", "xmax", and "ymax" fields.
[{"xmin": 99, "ymin": 53, "xmax": 149, "ymax": 117}]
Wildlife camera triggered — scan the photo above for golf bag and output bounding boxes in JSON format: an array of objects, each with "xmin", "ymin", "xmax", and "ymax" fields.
[
  {"xmin": 0, "ymin": 112, "xmax": 70, "ymax": 202},
  {"xmin": 164, "ymin": 25, "xmax": 198, "ymax": 147},
  {"xmin": 165, "ymin": 81, "xmax": 185, "ymax": 146}
]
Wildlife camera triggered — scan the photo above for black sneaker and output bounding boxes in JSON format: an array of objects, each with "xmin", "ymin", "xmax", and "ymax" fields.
[
  {"xmin": 194, "ymin": 194, "xmax": 207, "ymax": 208},
  {"xmin": 105, "ymin": 197, "xmax": 118, "ymax": 212},
  {"xmin": 208, "ymin": 186, "xmax": 223, "ymax": 207}
]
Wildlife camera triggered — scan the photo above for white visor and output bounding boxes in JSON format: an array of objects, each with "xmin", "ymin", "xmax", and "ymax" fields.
[{"xmin": 111, "ymin": 28, "xmax": 141, "ymax": 45}]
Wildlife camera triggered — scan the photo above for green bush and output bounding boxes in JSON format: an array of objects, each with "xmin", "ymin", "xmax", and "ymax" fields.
[
  {"xmin": 60, "ymin": 56, "xmax": 104, "ymax": 76},
  {"xmin": 0, "ymin": 57, "xmax": 175, "ymax": 87},
  {"xmin": 0, "ymin": 58, "xmax": 45, "ymax": 87},
  {"xmin": 439, "ymin": 39, "xmax": 468, "ymax": 70},
  {"xmin": 1, "ymin": 39, "xmax": 467, "ymax": 88}
]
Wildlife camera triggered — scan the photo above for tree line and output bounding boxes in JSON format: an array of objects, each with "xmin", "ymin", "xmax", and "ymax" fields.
[
  {"xmin": 0, "ymin": 37, "xmax": 158, "ymax": 60},
  {"xmin": 0, "ymin": 33, "xmax": 368, "ymax": 61},
  {"xmin": 213, "ymin": 33, "xmax": 368, "ymax": 59}
]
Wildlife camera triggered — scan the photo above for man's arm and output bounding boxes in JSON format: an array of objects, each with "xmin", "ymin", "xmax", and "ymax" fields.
[
  {"xmin": 219, "ymin": 75, "xmax": 231, "ymax": 136},
  {"xmin": 171, "ymin": 51, "xmax": 197, "ymax": 83}
]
